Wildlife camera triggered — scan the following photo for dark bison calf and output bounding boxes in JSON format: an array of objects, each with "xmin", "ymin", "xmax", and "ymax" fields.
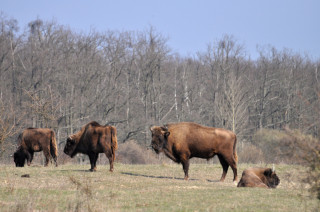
[
  {"xmin": 63, "ymin": 121, "xmax": 118, "ymax": 172},
  {"xmin": 13, "ymin": 128, "xmax": 58, "ymax": 167},
  {"xmin": 150, "ymin": 122, "xmax": 238, "ymax": 182},
  {"xmin": 237, "ymin": 167, "xmax": 280, "ymax": 188}
]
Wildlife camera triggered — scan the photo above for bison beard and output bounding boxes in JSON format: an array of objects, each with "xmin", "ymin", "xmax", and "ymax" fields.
[
  {"xmin": 237, "ymin": 167, "xmax": 280, "ymax": 188},
  {"xmin": 150, "ymin": 122, "xmax": 238, "ymax": 182},
  {"xmin": 13, "ymin": 128, "xmax": 58, "ymax": 167},
  {"xmin": 63, "ymin": 121, "xmax": 118, "ymax": 172}
]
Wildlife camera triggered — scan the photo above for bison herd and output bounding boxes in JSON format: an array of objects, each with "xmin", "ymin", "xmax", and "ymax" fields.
[{"xmin": 13, "ymin": 121, "xmax": 280, "ymax": 188}]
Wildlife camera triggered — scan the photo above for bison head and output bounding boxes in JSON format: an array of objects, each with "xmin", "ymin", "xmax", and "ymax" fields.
[
  {"xmin": 150, "ymin": 125, "xmax": 170, "ymax": 154},
  {"xmin": 63, "ymin": 136, "xmax": 78, "ymax": 157},
  {"xmin": 264, "ymin": 168, "xmax": 280, "ymax": 188},
  {"xmin": 13, "ymin": 149, "xmax": 26, "ymax": 167}
]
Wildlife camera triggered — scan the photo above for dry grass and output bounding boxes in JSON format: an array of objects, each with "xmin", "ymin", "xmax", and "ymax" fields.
[{"xmin": 0, "ymin": 163, "xmax": 318, "ymax": 211}]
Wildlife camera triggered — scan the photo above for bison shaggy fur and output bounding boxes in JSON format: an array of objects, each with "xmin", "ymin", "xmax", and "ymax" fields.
[
  {"xmin": 13, "ymin": 128, "xmax": 58, "ymax": 167},
  {"xmin": 237, "ymin": 167, "xmax": 280, "ymax": 188},
  {"xmin": 63, "ymin": 121, "xmax": 118, "ymax": 172},
  {"xmin": 150, "ymin": 122, "xmax": 238, "ymax": 182}
]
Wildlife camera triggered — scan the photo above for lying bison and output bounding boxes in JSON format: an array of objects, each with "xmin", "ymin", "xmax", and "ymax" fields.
[
  {"xmin": 63, "ymin": 121, "xmax": 118, "ymax": 172},
  {"xmin": 13, "ymin": 128, "xmax": 58, "ymax": 167},
  {"xmin": 150, "ymin": 122, "xmax": 238, "ymax": 182},
  {"xmin": 237, "ymin": 167, "xmax": 280, "ymax": 188}
]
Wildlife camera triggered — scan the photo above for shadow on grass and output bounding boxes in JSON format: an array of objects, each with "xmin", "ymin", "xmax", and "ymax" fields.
[
  {"xmin": 121, "ymin": 172, "xmax": 224, "ymax": 183},
  {"xmin": 206, "ymin": 179, "xmax": 223, "ymax": 183},
  {"xmin": 121, "ymin": 172, "xmax": 198, "ymax": 181},
  {"xmin": 57, "ymin": 169, "xmax": 93, "ymax": 173}
]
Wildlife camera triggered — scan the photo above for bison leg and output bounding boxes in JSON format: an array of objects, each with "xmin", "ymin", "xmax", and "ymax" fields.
[
  {"xmin": 217, "ymin": 154, "xmax": 229, "ymax": 182},
  {"xmin": 181, "ymin": 159, "xmax": 190, "ymax": 180},
  {"xmin": 224, "ymin": 156, "xmax": 238, "ymax": 182},
  {"xmin": 93, "ymin": 153, "xmax": 99, "ymax": 169},
  {"xmin": 218, "ymin": 154, "xmax": 238, "ymax": 182},
  {"xmin": 44, "ymin": 157, "xmax": 50, "ymax": 166},
  {"xmin": 89, "ymin": 153, "xmax": 98, "ymax": 172},
  {"xmin": 30, "ymin": 152, "xmax": 34, "ymax": 164},
  {"xmin": 44, "ymin": 153, "xmax": 50, "ymax": 167},
  {"xmin": 103, "ymin": 150, "xmax": 114, "ymax": 172},
  {"xmin": 108, "ymin": 154, "xmax": 114, "ymax": 172},
  {"xmin": 50, "ymin": 146, "xmax": 58, "ymax": 167},
  {"xmin": 53, "ymin": 155, "xmax": 58, "ymax": 167},
  {"xmin": 42, "ymin": 148, "xmax": 51, "ymax": 167},
  {"xmin": 101, "ymin": 146, "xmax": 114, "ymax": 172},
  {"xmin": 230, "ymin": 162, "xmax": 238, "ymax": 182},
  {"xmin": 26, "ymin": 151, "xmax": 33, "ymax": 166}
]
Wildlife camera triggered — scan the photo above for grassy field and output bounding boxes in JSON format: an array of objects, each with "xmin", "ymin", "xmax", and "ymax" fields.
[{"xmin": 0, "ymin": 162, "xmax": 318, "ymax": 211}]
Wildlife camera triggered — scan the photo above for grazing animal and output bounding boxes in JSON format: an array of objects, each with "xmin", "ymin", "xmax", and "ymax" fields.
[
  {"xmin": 13, "ymin": 128, "xmax": 58, "ymax": 167},
  {"xmin": 237, "ymin": 167, "xmax": 280, "ymax": 188},
  {"xmin": 63, "ymin": 121, "xmax": 118, "ymax": 172},
  {"xmin": 150, "ymin": 122, "xmax": 238, "ymax": 182}
]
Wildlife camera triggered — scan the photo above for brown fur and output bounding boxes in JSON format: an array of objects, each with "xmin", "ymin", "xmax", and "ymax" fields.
[
  {"xmin": 237, "ymin": 167, "xmax": 280, "ymax": 188},
  {"xmin": 63, "ymin": 121, "xmax": 118, "ymax": 172},
  {"xmin": 13, "ymin": 128, "xmax": 58, "ymax": 167},
  {"xmin": 150, "ymin": 122, "xmax": 238, "ymax": 181}
]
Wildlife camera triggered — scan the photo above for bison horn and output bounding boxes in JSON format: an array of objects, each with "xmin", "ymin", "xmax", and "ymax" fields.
[
  {"xmin": 272, "ymin": 164, "xmax": 275, "ymax": 172},
  {"xmin": 161, "ymin": 125, "xmax": 168, "ymax": 131},
  {"xmin": 150, "ymin": 126, "xmax": 156, "ymax": 132}
]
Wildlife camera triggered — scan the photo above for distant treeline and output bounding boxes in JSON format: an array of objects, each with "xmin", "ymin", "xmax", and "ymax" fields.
[{"xmin": 0, "ymin": 14, "xmax": 319, "ymax": 154}]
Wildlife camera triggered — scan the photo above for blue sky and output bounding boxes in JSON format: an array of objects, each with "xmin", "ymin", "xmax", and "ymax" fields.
[{"xmin": 1, "ymin": 0, "xmax": 320, "ymax": 59}]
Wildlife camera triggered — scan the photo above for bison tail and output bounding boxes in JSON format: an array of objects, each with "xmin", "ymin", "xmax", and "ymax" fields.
[
  {"xmin": 111, "ymin": 126, "xmax": 118, "ymax": 160},
  {"xmin": 234, "ymin": 151, "xmax": 238, "ymax": 164},
  {"xmin": 233, "ymin": 135, "xmax": 238, "ymax": 163},
  {"xmin": 50, "ymin": 130, "xmax": 59, "ymax": 159}
]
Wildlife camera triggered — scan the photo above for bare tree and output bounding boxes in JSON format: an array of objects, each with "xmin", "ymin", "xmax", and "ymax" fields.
[
  {"xmin": 0, "ymin": 100, "xmax": 23, "ymax": 156},
  {"xmin": 24, "ymin": 87, "xmax": 61, "ymax": 128},
  {"xmin": 1, "ymin": 13, "xmax": 320, "ymax": 164},
  {"xmin": 199, "ymin": 35, "xmax": 251, "ymax": 141}
]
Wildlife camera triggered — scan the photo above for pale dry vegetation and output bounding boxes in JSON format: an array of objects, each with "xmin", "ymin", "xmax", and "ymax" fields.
[
  {"xmin": 0, "ymin": 163, "xmax": 319, "ymax": 211},
  {"xmin": 116, "ymin": 140, "xmax": 159, "ymax": 164}
]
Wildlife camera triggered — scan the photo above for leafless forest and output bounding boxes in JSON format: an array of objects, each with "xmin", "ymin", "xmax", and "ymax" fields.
[{"xmin": 0, "ymin": 16, "xmax": 319, "ymax": 161}]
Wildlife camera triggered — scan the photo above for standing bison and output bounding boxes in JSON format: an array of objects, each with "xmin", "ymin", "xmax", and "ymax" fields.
[
  {"xmin": 150, "ymin": 122, "xmax": 238, "ymax": 182},
  {"xmin": 63, "ymin": 121, "xmax": 118, "ymax": 172},
  {"xmin": 237, "ymin": 167, "xmax": 280, "ymax": 188},
  {"xmin": 13, "ymin": 128, "xmax": 58, "ymax": 167}
]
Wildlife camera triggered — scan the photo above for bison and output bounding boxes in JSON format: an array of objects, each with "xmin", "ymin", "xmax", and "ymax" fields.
[
  {"xmin": 150, "ymin": 122, "xmax": 238, "ymax": 182},
  {"xmin": 13, "ymin": 128, "xmax": 58, "ymax": 167},
  {"xmin": 237, "ymin": 167, "xmax": 280, "ymax": 188},
  {"xmin": 63, "ymin": 121, "xmax": 118, "ymax": 172}
]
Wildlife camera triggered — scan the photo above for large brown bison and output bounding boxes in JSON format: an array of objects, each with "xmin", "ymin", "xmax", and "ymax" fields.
[
  {"xmin": 63, "ymin": 121, "xmax": 118, "ymax": 172},
  {"xmin": 237, "ymin": 167, "xmax": 280, "ymax": 188},
  {"xmin": 150, "ymin": 122, "xmax": 238, "ymax": 182},
  {"xmin": 13, "ymin": 128, "xmax": 58, "ymax": 167}
]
